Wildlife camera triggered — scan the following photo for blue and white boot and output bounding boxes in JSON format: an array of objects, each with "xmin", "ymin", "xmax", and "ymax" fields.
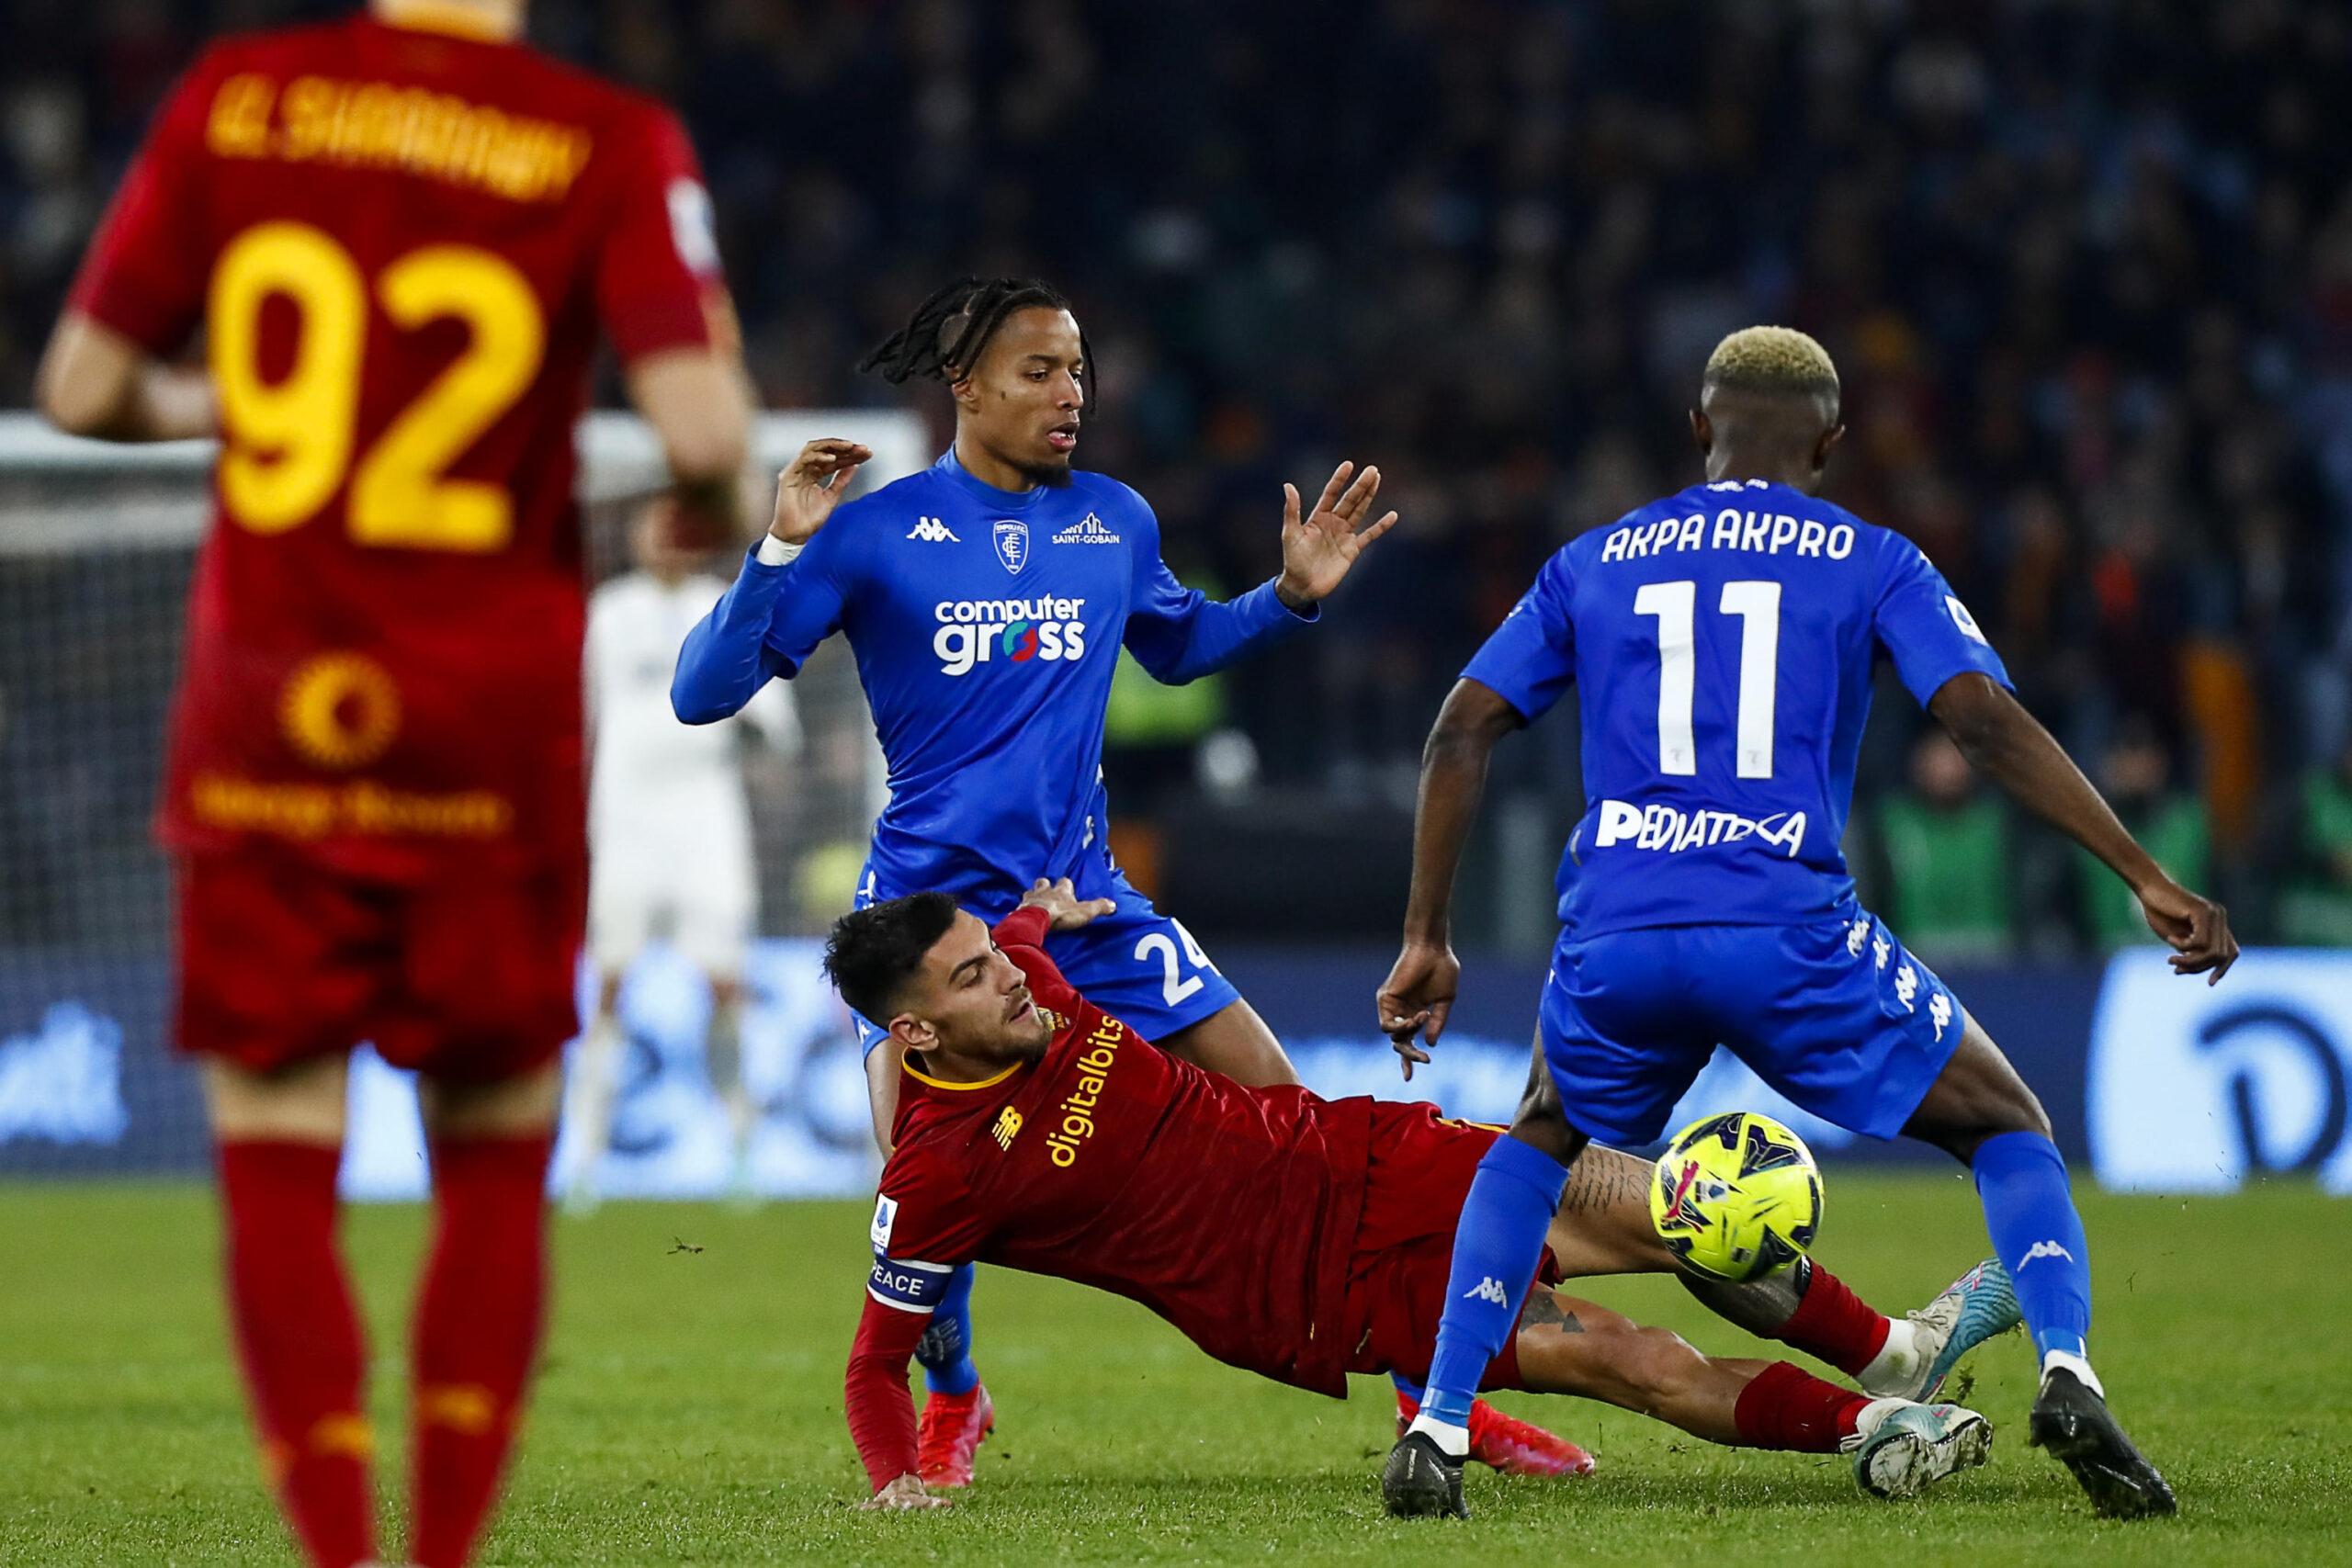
[
  {"xmin": 1863, "ymin": 1258, "xmax": 2021, "ymax": 1404},
  {"xmin": 1849, "ymin": 1400, "xmax": 1995, "ymax": 1500}
]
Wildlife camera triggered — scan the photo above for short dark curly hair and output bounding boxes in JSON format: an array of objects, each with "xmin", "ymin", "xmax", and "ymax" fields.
[{"xmin": 822, "ymin": 893, "xmax": 961, "ymax": 1022}]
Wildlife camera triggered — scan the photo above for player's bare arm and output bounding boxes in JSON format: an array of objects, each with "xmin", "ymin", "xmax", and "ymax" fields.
[
  {"xmin": 1017, "ymin": 876, "xmax": 1115, "ymax": 931},
  {"xmin": 35, "ymin": 311, "xmax": 215, "ymax": 444},
  {"xmin": 767, "ymin": 438, "xmax": 876, "ymax": 545},
  {"xmin": 1377, "ymin": 677, "xmax": 1525, "ymax": 1075},
  {"xmin": 1928, "ymin": 671, "xmax": 2237, "ymax": 983},
  {"xmin": 624, "ymin": 347, "xmax": 752, "ymax": 536},
  {"xmin": 1275, "ymin": 460, "xmax": 1400, "ymax": 611}
]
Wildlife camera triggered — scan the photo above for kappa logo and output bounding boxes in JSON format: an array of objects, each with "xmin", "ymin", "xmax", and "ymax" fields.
[
  {"xmin": 907, "ymin": 516, "xmax": 960, "ymax": 543},
  {"xmin": 991, "ymin": 1106, "xmax": 1023, "ymax": 1151},
  {"xmin": 2018, "ymin": 1239, "xmax": 2075, "ymax": 1270},
  {"xmin": 992, "ymin": 518, "xmax": 1030, "ymax": 575},
  {"xmin": 1051, "ymin": 512, "xmax": 1121, "ymax": 546},
  {"xmin": 1463, "ymin": 1276, "xmax": 1510, "ymax": 1305}
]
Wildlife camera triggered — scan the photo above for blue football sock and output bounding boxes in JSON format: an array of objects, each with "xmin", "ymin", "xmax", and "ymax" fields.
[
  {"xmin": 1390, "ymin": 1371, "xmax": 1426, "ymax": 1403},
  {"xmin": 916, "ymin": 1262, "xmax": 980, "ymax": 1396},
  {"xmin": 1973, "ymin": 1130, "xmax": 2091, "ymax": 1362},
  {"xmin": 1419, "ymin": 1136, "xmax": 1570, "ymax": 1428}
]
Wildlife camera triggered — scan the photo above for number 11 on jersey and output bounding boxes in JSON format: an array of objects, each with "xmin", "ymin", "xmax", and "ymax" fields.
[{"xmin": 1634, "ymin": 579, "xmax": 1782, "ymax": 780}]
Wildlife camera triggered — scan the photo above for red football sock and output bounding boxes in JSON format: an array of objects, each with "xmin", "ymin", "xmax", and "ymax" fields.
[
  {"xmin": 1733, "ymin": 1360, "xmax": 1871, "ymax": 1452},
  {"xmin": 408, "ymin": 1134, "xmax": 553, "ymax": 1568},
  {"xmin": 216, "ymin": 1140, "xmax": 376, "ymax": 1568},
  {"xmin": 1772, "ymin": 1262, "xmax": 1891, "ymax": 1376}
]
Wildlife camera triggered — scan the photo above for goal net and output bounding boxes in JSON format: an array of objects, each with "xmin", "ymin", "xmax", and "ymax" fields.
[{"xmin": 0, "ymin": 410, "xmax": 927, "ymax": 1198}]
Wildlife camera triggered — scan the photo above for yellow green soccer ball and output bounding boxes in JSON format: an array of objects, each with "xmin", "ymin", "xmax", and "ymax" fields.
[{"xmin": 1650, "ymin": 1111, "xmax": 1823, "ymax": 1282}]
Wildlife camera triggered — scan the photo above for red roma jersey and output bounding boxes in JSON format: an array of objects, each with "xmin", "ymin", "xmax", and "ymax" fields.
[
  {"xmin": 845, "ymin": 906, "xmax": 1375, "ymax": 1484},
  {"xmin": 66, "ymin": 13, "xmax": 731, "ymax": 879}
]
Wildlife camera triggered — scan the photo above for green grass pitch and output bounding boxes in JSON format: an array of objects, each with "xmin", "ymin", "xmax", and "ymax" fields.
[{"xmin": 4, "ymin": 1174, "xmax": 2346, "ymax": 1564}]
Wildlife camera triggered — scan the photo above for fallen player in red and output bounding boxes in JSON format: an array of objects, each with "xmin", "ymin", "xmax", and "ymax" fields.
[{"xmin": 837, "ymin": 880, "xmax": 2016, "ymax": 1509}]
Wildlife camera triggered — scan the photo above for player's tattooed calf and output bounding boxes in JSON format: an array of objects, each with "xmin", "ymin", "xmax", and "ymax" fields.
[
  {"xmin": 1519, "ymin": 1290, "xmax": 1584, "ymax": 1335},
  {"xmin": 1558, "ymin": 1145, "xmax": 1648, "ymax": 1215}
]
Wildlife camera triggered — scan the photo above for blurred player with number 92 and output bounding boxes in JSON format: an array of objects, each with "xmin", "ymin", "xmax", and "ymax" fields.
[{"xmin": 36, "ymin": 0, "xmax": 752, "ymax": 1563}]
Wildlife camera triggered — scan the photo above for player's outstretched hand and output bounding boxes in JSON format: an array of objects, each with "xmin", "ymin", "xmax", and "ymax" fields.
[
  {"xmin": 770, "ymin": 438, "xmax": 874, "ymax": 546},
  {"xmin": 1275, "ymin": 460, "xmax": 1399, "ymax": 609},
  {"xmin": 1020, "ymin": 876, "xmax": 1116, "ymax": 932},
  {"xmin": 2137, "ymin": 875, "xmax": 2239, "ymax": 985},
  {"xmin": 861, "ymin": 1473, "xmax": 952, "ymax": 1511},
  {"xmin": 1377, "ymin": 941, "xmax": 1460, "ymax": 1078}
]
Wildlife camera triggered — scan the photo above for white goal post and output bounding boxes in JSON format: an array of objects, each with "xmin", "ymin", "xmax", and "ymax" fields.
[
  {"xmin": 0, "ymin": 408, "xmax": 931, "ymax": 549},
  {"xmin": 0, "ymin": 407, "xmax": 927, "ymax": 1197}
]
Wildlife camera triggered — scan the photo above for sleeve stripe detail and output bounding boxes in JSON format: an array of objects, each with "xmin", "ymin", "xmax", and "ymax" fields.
[
  {"xmin": 867, "ymin": 1288, "xmax": 937, "ymax": 1314},
  {"xmin": 878, "ymin": 1258, "xmax": 956, "ymax": 1274}
]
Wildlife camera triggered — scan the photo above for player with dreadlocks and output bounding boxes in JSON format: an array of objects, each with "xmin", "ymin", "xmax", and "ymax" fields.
[{"xmin": 673, "ymin": 276, "xmax": 1589, "ymax": 1483}]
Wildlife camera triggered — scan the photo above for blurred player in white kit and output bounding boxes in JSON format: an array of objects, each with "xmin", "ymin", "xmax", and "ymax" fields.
[{"xmin": 567, "ymin": 499, "xmax": 797, "ymax": 1210}]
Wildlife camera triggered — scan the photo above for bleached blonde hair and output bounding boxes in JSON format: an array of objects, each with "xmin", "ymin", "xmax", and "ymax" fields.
[{"xmin": 1703, "ymin": 326, "xmax": 1839, "ymax": 410}]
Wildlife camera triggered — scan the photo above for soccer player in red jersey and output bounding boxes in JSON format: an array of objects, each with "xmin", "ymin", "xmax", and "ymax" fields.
[
  {"xmin": 835, "ymin": 881, "xmax": 2013, "ymax": 1511},
  {"xmin": 35, "ymin": 2, "xmax": 756, "ymax": 1563}
]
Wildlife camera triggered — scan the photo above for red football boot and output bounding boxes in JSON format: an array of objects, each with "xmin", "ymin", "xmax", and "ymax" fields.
[
  {"xmin": 916, "ymin": 1382, "xmax": 996, "ymax": 1488},
  {"xmin": 1396, "ymin": 1390, "xmax": 1596, "ymax": 1478}
]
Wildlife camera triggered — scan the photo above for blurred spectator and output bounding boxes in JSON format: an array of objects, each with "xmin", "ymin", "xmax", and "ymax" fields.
[
  {"xmin": 2279, "ymin": 739, "xmax": 2352, "ymax": 945},
  {"xmin": 2074, "ymin": 718, "xmax": 2212, "ymax": 952},
  {"xmin": 1875, "ymin": 730, "xmax": 2016, "ymax": 964},
  {"xmin": 6, "ymin": 0, "xmax": 2351, "ymax": 947},
  {"xmin": 1102, "ymin": 570, "xmax": 1229, "ymax": 821}
]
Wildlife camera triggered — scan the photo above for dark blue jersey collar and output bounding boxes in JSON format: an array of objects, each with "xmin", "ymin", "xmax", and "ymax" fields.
[{"xmin": 934, "ymin": 446, "xmax": 1051, "ymax": 513}]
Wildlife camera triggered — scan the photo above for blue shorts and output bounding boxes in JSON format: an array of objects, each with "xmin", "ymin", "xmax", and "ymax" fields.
[
  {"xmin": 1539, "ymin": 909, "xmax": 1963, "ymax": 1146},
  {"xmin": 851, "ymin": 860, "xmax": 1239, "ymax": 1053}
]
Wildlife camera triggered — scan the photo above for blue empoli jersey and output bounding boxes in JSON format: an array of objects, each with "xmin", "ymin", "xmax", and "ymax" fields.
[
  {"xmin": 1464, "ymin": 479, "xmax": 2011, "ymax": 936},
  {"xmin": 673, "ymin": 450, "xmax": 1312, "ymax": 905}
]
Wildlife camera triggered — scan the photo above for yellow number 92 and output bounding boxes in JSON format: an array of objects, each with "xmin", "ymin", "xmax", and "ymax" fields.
[{"xmin": 208, "ymin": 221, "xmax": 546, "ymax": 552}]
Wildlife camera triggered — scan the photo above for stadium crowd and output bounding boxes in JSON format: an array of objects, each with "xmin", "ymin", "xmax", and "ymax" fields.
[{"xmin": 4, "ymin": 0, "xmax": 2351, "ymax": 949}]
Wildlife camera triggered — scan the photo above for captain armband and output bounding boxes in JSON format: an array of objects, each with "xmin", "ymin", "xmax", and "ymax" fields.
[{"xmin": 867, "ymin": 1254, "xmax": 955, "ymax": 1313}]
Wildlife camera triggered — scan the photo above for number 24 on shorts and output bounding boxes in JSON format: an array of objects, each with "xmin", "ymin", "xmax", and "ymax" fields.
[{"xmin": 1136, "ymin": 921, "xmax": 1218, "ymax": 1007}]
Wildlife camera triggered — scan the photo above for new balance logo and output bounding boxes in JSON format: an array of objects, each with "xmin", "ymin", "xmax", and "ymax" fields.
[
  {"xmin": 991, "ymin": 1107, "xmax": 1023, "ymax": 1150},
  {"xmin": 1462, "ymin": 1276, "xmax": 1510, "ymax": 1305},
  {"xmin": 2018, "ymin": 1239, "xmax": 2075, "ymax": 1270},
  {"xmin": 907, "ymin": 517, "xmax": 960, "ymax": 543}
]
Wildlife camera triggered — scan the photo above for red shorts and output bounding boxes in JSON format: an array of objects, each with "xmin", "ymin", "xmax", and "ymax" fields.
[
  {"xmin": 174, "ymin": 847, "xmax": 584, "ymax": 1082},
  {"xmin": 1340, "ymin": 1101, "xmax": 1561, "ymax": 1392}
]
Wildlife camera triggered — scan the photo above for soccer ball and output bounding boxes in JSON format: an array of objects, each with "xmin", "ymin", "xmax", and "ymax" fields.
[{"xmin": 1649, "ymin": 1111, "xmax": 1823, "ymax": 1282}]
